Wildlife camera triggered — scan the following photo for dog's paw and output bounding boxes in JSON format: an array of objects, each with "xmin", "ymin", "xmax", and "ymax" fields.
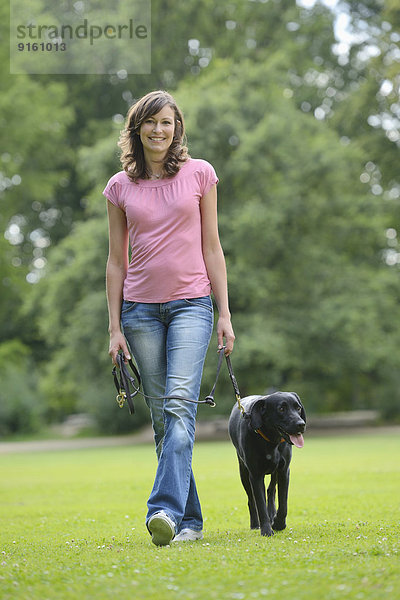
[{"xmin": 260, "ymin": 526, "xmax": 274, "ymax": 537}]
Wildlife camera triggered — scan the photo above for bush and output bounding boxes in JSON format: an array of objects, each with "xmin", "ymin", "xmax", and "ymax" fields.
[{"xmin": 0, "ymin": 340, "xmax": 45, "ymax": 436}]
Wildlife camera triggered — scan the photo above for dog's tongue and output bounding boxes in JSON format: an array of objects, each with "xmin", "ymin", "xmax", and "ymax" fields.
[{"xmin": 289, "ymin": 433, "xmax": 304, "ymax": 448}]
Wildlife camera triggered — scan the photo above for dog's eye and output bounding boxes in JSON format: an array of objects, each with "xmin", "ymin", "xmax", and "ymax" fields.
[
  {"xmin": 278, "ymin": 403, "xmax": 287, "ymax": 413},
  {"xmin": 296, "ymin": 406, "xmax": 302, "ymax": 413}
]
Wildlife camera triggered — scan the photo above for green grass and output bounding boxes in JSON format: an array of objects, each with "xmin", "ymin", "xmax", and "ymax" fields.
[{"xmin": 1, "ymin": 433, "xmax": 399, "ymax": 600}]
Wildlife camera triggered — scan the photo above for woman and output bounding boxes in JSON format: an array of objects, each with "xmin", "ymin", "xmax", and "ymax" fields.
[{"xmin": 104, "ymin": 90, "xmax": 235, "ymax": 546}]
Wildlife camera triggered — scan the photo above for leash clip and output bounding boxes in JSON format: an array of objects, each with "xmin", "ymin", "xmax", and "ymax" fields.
[
  {"xmin": 116, "ymin": 391, "xmax": 127, "ymax": 408},
  {"xmin": 236, "ymin": 393, "xmax": 246, "ymax": 416},
  {"xmin": 204, "ymin": 396, "xmax": 216, "ymax": 408}
]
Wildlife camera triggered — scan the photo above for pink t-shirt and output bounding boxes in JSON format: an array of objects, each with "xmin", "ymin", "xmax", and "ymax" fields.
[{"xmin": 103, "ymin": 158, "xmax": 218, "ymax": 303}]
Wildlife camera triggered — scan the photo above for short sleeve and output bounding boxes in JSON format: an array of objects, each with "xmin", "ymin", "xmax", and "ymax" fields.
[
  {"xmin": 103, "ymin": 178, "xmax": 123, "ymax": 209},
  {"xmin": 200, "ymin": 161, "xmax": 219, "ymax": 196}
]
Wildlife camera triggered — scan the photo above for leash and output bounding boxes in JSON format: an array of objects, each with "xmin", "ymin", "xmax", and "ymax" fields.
[
  {"xmin": 206, "ymin": 354, "xmax": 284, "ymax": 443},
  {"xmin": 112, "ymin": 354, "xmax": 141, "ymax": 414},
  {"xmin": 205, "ymin": 349, "xmax": 246, "ymax": 416},
  {"xmin": 212, "ymin": 356, "xmax": 286, "ymax": 444},
  {"xmin": 113, "ymin": 348, "xmax": 236, "ymax": 414},
  {"xmin": 113, "ymin": 349, "xmax": 285, "ymax": 443}
]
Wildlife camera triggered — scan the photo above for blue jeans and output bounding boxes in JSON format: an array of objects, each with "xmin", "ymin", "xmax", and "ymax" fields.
[{"xmin": 120, "ymin": 296, "xmax": 214, "ymax": 533}]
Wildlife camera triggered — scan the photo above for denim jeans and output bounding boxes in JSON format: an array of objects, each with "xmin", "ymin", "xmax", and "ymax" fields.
[{"xmin": 120, "ymin": 296, "xmax": 214, "ymax": 533}]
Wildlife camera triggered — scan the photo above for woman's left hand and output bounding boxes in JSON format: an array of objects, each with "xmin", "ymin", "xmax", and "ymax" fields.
[{"xmin": 217, "ymin": 316, "xmax": 235, "ymax": 355}]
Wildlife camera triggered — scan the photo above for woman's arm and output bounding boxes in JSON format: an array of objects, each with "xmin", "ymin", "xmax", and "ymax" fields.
[
  {"xmin": 201, "ymin": 184, "xmax": 235, "ymax": 355},
  {"xmin": 106, "ymin": 200, "xmax": 131, "ymax": 364}
]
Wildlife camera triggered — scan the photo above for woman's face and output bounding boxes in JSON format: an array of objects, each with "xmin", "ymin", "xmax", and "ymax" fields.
[{"xmin": 139, "ymin": 105, "xmax": 176, "ymax": 159}]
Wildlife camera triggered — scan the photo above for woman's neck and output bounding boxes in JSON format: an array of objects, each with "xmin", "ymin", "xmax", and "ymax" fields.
[{"xmin": 144, "ymin": 152, "xmax": 166, "ymax": 179}]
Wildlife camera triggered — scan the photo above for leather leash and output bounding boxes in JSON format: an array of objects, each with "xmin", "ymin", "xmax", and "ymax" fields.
[
  {"xmin": 213, "ymin": 355, "xmax": 286, "ymax": 444},
  {"xmin": 112, "ymin": 348, "xmax": 235, "ymax": 414},
  {"xmin": 206, "ymin": 354, "xmax": 285, "ymax": 443},
  {"xmin": 113, "ymin": 349, "xmax": 285, "ymax": 444},
  {"xmin": 112, "ymin": 354, "xmax": 141, "ymax": 415},
  {"xmin": 205, "ymin": 348, "xmax": 246, "ymax": 416}
]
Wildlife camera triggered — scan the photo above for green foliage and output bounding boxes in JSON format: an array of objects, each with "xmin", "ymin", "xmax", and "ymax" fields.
[
  {"xmin": 0, "ymin": 1, "xmax": 73, "ymax": 346},
  {"xmin": 2, "ymin": 0, "xmax": 400, "ymax": 430},
  {"xmin": 177, "ymin": 58, "xmax": 400, "ymax": 414},
  {"xmin": 0, "ymin": 435, "xmax": 399, "ymax": 599},
  {"xmin": 0, "ymin": 237, "xmax": 27, "ymax": 340},
  {"xmin": 0, "ymin": 72, "xmax": 74, "ymax": 262},
  {"xmin": 0, "ymin": 340, "xmax": 44, "ymax": 435},
  {"xmin": 331, "ymin": 1, "xmax": 400, "ymax": 189}
]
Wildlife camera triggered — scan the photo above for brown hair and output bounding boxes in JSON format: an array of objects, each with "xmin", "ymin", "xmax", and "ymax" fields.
[{"xmin": 118, "ymin": 90, "xmax": 189, "ymax": 182}]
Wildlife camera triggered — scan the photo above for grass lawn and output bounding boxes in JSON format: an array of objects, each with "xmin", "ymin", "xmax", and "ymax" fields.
[{"xmin": 0, "ymin": 432, "xmax": 399, "ymax": 600}]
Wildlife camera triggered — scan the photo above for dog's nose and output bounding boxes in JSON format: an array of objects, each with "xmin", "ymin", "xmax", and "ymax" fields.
[{"xmin": 296, "ymin": 421, "xmax": 306, "ymax": 433}]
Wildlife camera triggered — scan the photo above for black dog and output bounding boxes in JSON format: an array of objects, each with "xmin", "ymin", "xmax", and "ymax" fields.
[{"xmin": 228, "ymin": 392, "xmax": 306, "ymax": 537}]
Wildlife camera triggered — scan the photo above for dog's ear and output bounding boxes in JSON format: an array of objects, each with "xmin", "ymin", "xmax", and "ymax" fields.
[
  {"xmin": 292, "ymin": 392, "xmax": 306, "ymax": 422},
  {"xmin": 249, "ymin": 398, "xmax": 268, "ymax": 430}
]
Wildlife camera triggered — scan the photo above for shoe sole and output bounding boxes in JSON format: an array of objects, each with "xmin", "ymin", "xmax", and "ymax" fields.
[{"xmin": 148, "ymin": 516, "xmax": 175, "ymax": 546}]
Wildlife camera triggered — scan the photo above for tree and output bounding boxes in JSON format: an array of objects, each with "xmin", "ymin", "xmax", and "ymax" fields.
[
  {"xmin": 330, "ymin": 0, "xmax": 400, "ymax": 187},
  {"xmin": 0, "ymin": 0, "xmax": 73, "ymax": 356},
  {"xmin": 176, "ymin": 58, "xmax": 400, "ymax": 415},
  {"xmin": 9, "ymin": 0, "xmax": 400, "ymax": 433}
]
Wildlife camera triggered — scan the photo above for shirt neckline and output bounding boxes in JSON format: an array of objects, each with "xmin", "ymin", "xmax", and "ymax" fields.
[{"xmin": 132, "ymin": 158, "xmax": 192, "ymax": 187}]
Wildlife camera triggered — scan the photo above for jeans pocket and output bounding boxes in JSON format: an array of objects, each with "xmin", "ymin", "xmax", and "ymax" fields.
[
  {"xmin": 121, "ymin": 300, "xmax": 137, "ymax": 314},
  {"xmin": 183, "ymin": 296, "xmax": 213, "ymax": 313}
]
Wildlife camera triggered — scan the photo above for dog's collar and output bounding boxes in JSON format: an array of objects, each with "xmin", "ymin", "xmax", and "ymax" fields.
[{"xmin": 255, "ymin": 428, "xmax": 286, "ymax": 444}]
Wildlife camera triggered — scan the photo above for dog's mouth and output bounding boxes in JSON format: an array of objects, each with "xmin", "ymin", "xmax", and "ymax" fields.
[
  {"xmin": 279, "ymin": 429, "xmax": 305, "ymax": 448},
  {"xmin": 288, "ymin": 433, "xmax": 304, "ymax": 448}
]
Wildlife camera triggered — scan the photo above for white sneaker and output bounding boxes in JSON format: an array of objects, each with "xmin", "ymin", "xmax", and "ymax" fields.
[
  {"xmin": 172, "ymin": 528, "xmax": 203, "ymax": 542},
  {"xmin": 147, "ymin": 511, "xmax": 175, "ymax": 546}
]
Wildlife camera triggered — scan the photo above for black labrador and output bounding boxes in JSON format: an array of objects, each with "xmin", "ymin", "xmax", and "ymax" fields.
[{"xmin": 228, "ymin": 392, "xmax": 306, "ymax": 537}]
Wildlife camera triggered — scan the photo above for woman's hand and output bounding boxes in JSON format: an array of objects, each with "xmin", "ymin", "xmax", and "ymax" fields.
[
  {"xmin": 217, "ymin": 316, "xmax": 235, "ymax": 355},
  {"xmin": 109, "ymin": 330, "xmax": 131, "ymax": 365}
]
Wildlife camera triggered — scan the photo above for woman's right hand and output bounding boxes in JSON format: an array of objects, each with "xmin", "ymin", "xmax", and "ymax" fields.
[{"xmin": 108, "ymin": 330, "xmax": 131, "ymax": 365}]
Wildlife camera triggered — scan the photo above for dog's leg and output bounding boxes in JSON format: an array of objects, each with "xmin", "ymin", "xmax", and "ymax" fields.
[
  {"xmin": 249, "ymin": 474, "xmax": 273, "ymax": 536},
  {"xmin": 267, "ymin": 471, "xmax": 277, "ymax": 523},
  {"xmin": 272, "ymin": 466, "xmax": 290, "ymax": 531},
  {"xmin": 238, "ymin": 457, "xmax": 259, "ymax": 529}
]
